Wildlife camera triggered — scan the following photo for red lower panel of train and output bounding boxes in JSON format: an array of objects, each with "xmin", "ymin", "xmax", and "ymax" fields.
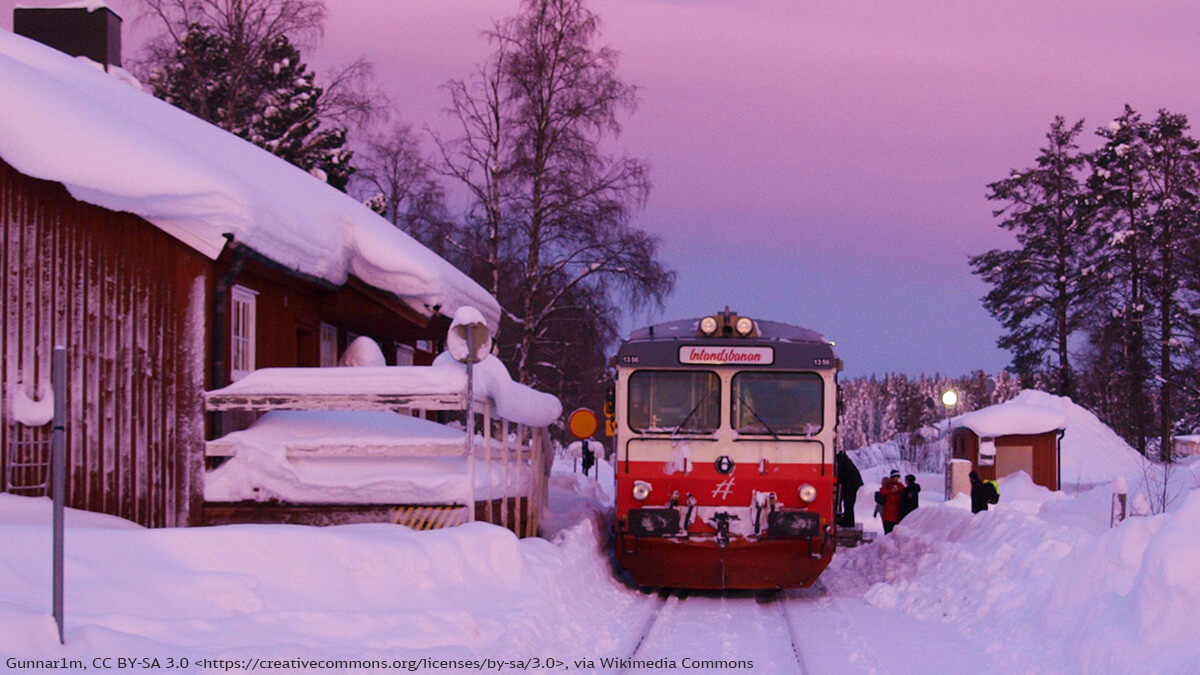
[
  {"xmin": 615, "ymin": 530, "xmax": 835, "ymax": 589},
  {"xmin": 615, "ymin": 460, "xmax": 837, "ymax": 589}
]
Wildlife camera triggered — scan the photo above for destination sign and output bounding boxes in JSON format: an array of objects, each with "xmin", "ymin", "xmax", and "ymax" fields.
[{"xmin": 678, "ymin": 345, "xmax": 774, "ymax": 365}]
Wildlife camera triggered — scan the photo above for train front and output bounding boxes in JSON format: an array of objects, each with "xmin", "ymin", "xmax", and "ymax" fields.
[{"xmin": 612, "ymin": 309, "xmax": 840, "ymax": 590}]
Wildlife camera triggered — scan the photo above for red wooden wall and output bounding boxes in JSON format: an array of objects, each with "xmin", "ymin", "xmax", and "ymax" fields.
[{"xmin": 1, "ymin": 159, "xmax": 209, "ymax": 527}]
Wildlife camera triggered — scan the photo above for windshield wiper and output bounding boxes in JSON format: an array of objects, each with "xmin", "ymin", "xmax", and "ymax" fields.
[
  {"xmin": 736, "ymin": 391, "xmax": 782, "ymax": 442},
  {"xmin": 672, "ymin": 391, "xmax": 712, "ymax": 436}
]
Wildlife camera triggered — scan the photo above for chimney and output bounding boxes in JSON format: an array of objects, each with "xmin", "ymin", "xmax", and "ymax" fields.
[{"xmin": 13, "ymin": 3, "xmax": 123, "ymax": 71}]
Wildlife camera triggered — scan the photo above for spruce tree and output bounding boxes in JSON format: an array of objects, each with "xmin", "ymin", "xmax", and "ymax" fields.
[
  {"xmin": 970, "ymin": 117, "xmax": 1096, "ymax": 397},
  {"xmin": 149, "ymin": 25, "xmax": 353, "ymax": 190},
  {"xmin": 1091, "ymin": 108, "xmax": 1200, "ymax": 458}
]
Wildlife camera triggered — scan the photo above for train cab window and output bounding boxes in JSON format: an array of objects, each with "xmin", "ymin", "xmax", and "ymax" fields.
[
  {"xmin": 628, "ymin": 370, "xmax": 720, "ymax": 433},
  {"xmin": 731, "ymin": 372, "xmax": 823, "ymax": 435}
]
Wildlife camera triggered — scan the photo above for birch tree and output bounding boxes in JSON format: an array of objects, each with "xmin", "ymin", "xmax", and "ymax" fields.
[{"xmin": 437, "ymin": 0, "xmax": 673, "ymax": 388}]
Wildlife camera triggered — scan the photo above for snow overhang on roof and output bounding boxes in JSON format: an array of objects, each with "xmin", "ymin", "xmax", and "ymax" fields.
[
  {"xmin": 0, "ymin": 30, "xmax": 500, "ymax": 329},
  {"xmin": 952, "ymin": 402, "xmax": 1068, "ymax": 438}
]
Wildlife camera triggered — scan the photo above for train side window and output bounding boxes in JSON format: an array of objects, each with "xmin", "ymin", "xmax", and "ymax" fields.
[
  {"xmin": 628, "ymin": 370, "xmax": 720, "ymax": 433},
  {"xmin": 731, "ymin": 371, "xmax": 823, "ymax": 435}
]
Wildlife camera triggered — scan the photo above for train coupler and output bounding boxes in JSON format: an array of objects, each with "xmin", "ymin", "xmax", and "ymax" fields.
[{"xmin": 712, "ymin": 512, "xmax": 739, "ymax": 548}]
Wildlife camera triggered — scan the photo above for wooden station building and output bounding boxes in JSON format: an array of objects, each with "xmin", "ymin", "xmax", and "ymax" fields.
[
  {"xmin": 0, "ymin": 8, "xmax": 499, "ymax": 528},
  {"xmin": 949, "ymin": 401, "xmax": 1067, "ymax": 491}
]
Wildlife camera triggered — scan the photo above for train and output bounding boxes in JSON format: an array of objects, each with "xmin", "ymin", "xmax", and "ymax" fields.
[{"xmin": 610, "ymin": 308, "xmax": 841, "ymax": 589}]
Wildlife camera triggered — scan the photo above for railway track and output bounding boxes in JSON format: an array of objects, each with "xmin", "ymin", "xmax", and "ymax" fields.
[{"xmin": 619, "ymin": 589, "xmax": 807, "ymax": 674}]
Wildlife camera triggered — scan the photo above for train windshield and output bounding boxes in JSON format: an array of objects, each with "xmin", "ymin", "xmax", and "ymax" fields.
[
  {"xmin": 628, "ymin": 370, "xmax": 721, "ymax": 433},
  {"xmin": 731, "ymin": 371, "xmax": 823, "ymax": 435}
]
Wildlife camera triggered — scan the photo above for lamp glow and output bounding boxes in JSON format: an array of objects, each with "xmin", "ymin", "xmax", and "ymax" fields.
[{"xmin": 941, "ymin": 390, "xmax": 958, "ymax": 407}]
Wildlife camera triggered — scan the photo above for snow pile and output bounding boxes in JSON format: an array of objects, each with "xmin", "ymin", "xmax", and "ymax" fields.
[
  {"xmin": 1000, "ymin": 390, "xmax": 1144, "ymax": 487},
  {"xmin": 207, "ymin": 354, "xmax": 561, "ymax": 427},
  {"xmin": 446, "ymin": 306, "xmax": 493, "ymax": 363},
  {"xmin": 828, "ymin": 471, "xmax": 1200, "ymax": 673},
  {"xmin": 0, "ymin": 30, "xmax": 499, "ymax": 328},
  {"xmin": 431, "ymin": 353, "xmax": 562, "ymax": 427},
  {"xmin": 0, "ymin": 494, "xmax": 140, "ymax": 529},
  {"xmin": 8, "ymin": 381, "xmax": 54, "ymax": 426},
  {"xmin": 205, "ymin": 410, "xmax": 534, "ymax": 503},
  {"xmin": 337, "ymin": 335, "xmax": 387, "ymax": 367}
]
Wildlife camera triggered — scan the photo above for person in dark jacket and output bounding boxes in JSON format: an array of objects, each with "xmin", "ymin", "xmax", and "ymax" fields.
[
  {"xmin": 969, "ymin": 470, "xmax": 999, "ymax": 513},
  {"xmin": 836, "ymin": 451, "xmax": 864, "ymax": 527},
  {"xmin": 899, "ymin": 474, "xmax": 920, "ymax": 520}
]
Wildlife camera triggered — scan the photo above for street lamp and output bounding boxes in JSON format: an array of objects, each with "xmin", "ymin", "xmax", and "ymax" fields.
[
  {"xmin": 941, "ymin": 389, "xmax": 959, "ymax": 439},
  {"xmin": 941, "ymin": 389, "xmax": 959, "ymax": 500},
  {"xmin": 941, "ymin": 389, "xmax": 958, "ymax": 408}
]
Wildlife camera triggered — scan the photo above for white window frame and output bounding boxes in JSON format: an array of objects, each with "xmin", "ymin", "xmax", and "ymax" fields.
[
  {"xmin": 230, "ymin": 285, "xmax": 258, "ymax": 381},
  {"xmin": 395, "ymin": 342, "xmax": 415, "ymax": 367},
  {"xmin": 319, "ymin": 322, "xmax": 338, "ymax": 367}
]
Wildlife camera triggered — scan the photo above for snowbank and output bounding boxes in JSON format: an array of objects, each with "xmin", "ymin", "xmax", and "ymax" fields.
[
  {"xmin": 0, "ymin": 461, "xmax": 642, "ymax": 665},
  {"xmin": 0, "ymin": 30, "xmax": 499, "ymax": 328},
  {"xmin": 0, "ymin": 494, "xmax": 141, "ymax": 529},
  {"xmin": 829, "ymin": 469, "xmax": 1200, "ymax": 673}
]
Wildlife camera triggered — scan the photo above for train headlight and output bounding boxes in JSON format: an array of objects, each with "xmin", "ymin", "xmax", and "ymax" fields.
[
  {"xmin": 798, "ymin": 484, "xmax": 817, "ymax": 503},
  {"xmin": 699, "ymin": 316, "xmax": 719, "ymax": 336},
  {"xmin": 632, "ymin": 481, "xmax": 652, "ymax": 501},
  {"xmin": 735, "ymin": 316, "xmax": 754, "ymax": 336}
]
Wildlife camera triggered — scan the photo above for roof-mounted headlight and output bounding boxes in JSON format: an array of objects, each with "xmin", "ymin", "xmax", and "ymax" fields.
[
  {"xmin": 735, "ymin": 316, "xmax": 755, "ymax": 336},
  {"xmin": 698, "ymin": 316, "xmax": 719, "ymax": 336}
]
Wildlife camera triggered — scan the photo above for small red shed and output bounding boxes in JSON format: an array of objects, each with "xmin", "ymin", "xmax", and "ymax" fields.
[{"xmin": 949, "ymin": 401, "xmax": 1067, "ymax": 491}]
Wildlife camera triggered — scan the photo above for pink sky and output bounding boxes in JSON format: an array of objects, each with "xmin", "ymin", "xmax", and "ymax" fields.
[{"xmin": 6, "ymin": 0, "xmax": 1200, "ymax": 375}]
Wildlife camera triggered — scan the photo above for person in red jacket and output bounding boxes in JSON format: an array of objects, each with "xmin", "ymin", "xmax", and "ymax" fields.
[{"xmin": 877, "ymin": 470, "xmax": 905, "ymax": 534}]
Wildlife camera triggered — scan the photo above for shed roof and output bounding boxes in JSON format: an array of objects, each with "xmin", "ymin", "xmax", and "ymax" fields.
[
  {"xmin": 952, "ymin": 401, "xmax": 1067, "ymax": 438},
  {"xmin": 0, "ymin": 29, "xmax": 500, "ymax": 329}
]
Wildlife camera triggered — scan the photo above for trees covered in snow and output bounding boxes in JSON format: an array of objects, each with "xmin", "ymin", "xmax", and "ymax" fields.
[
  {"xmin": 974, "ymin": 107, "xmax": 1200, "ymax": 459},
  {"xmin": 969, "ymin": 117, "xmax": 1097, "ymax": 399},
  {"xmin": 836, "ymin": 371, "xmax": 1021, "ymax": 452},
  {"xmin": 140, "ymin": 0, "xmax": 380, "ymax": 191},
  {"xmin": 434, "ymin": 0, "xmax": 674, "ymax": 392}
]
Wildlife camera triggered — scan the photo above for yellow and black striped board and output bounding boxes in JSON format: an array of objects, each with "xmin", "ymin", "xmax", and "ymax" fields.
[{"xmin": 389, "ymin": 504, "xmax": 469, "ymax": 530}]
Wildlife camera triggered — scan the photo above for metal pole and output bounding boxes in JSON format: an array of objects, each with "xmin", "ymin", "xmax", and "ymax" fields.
[
  {"xmin": 51, "ymin": 346, "xmax": 66, "ymax": 644},
  {"xmin": 465, "ymin": 335, "xmax": 476, "ymax": 523}
]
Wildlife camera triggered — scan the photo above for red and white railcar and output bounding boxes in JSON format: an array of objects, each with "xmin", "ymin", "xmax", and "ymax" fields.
[{"xmin": 612, "ymin": 308, "xmax": 841, "ymax": 589}]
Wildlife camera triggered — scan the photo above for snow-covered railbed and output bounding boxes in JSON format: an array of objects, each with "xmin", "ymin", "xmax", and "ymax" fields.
[{"xmin": 627, "ymin": 591, "xmax": 802, "ymax": 674}]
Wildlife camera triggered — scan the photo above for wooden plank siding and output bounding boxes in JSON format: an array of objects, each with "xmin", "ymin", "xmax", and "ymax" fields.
[
  {"xmin": 951, "ymin": 428, "xmax": 1061, "ymax": 491},
  {"xmin": 1, "ymin": 159, "xmax": 208, "ymax": 527}
]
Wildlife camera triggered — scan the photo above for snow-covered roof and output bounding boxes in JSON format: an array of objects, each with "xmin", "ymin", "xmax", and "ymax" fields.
[
  {"xmin": 952, "ymin": 398, "xmax": 1068, "ymax": 437},
  {"xmin": 0, "ymin": 29, "xmax": 500, "ymax": 328},
  {"xmin": 16, "ymin": 1, "xmax": 117, "ymax": 15}
]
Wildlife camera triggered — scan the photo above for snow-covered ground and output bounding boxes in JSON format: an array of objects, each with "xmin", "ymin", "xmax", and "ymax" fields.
[{"xmin": 3, "ymin": 397, "xmax": 1200, "ymax": 673}]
